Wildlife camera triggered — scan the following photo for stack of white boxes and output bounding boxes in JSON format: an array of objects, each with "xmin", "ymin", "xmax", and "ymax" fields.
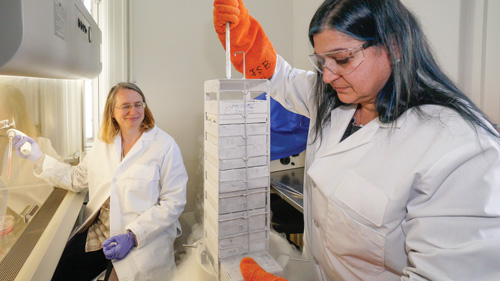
[{"xmin": 203, "ymin": 79, "xmax": 284, "ymax": 281}]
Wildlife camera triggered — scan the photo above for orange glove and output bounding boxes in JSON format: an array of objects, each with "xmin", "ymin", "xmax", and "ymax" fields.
[
  {"xmin": 213, "ymin": 0, "xmax": 277, "ymax": 79},
  {"xmin": 240, "ymin": 257, "xmax": 287, "ymax": 281}
]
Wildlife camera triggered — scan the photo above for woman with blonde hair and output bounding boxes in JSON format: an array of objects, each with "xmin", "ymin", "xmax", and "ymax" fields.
[{"xmin": 14, "ymin": 82, "xmax": 188, "ymax": 281}]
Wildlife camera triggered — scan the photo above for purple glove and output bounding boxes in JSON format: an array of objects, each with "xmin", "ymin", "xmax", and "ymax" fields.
[
  {"xmin": 102, "ymin": 232, "xmax": 136, "ymax": 260},
  {"xmin": 13, "ymin": 135, "xmax": 43, "ymax": 163}
]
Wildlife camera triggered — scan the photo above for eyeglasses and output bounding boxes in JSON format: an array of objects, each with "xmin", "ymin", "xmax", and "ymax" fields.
[
  {"xmin": 308, "ymin": 41, "xmax": 372, "ymax": 76},
  {"xmin": 115, "ymin": 102, "xmax": 145, "ymax": 111}
]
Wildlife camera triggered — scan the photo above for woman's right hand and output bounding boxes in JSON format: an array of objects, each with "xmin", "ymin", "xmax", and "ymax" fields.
[
  {"xmin": 213, "ymin": 0, "xmax": 241, "ymax": 33},
  {"xmin": 213, "ymin": 0, "xmax": 277, "ymax": 79},
  {"xmin": 13, "ymin": 135, "xmax": 43, "ymax": 163}
]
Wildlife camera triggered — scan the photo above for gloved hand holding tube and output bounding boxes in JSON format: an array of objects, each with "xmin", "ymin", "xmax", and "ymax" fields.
[
  {"xmin": 12, "ymin": 135, "xmax": 43, "ymax": 163},
  {"xmin": 102, "ymin": 232, "xmax": 137, "ymax": 260},
  {"xmin": 213, "ymin": 0, "xmax": 277, "ymax": 79}
]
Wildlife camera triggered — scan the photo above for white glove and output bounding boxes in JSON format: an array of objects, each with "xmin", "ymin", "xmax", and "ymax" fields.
[{"xmin": 13, "ymin": 135, "xmax": 43, "ymax": 163}]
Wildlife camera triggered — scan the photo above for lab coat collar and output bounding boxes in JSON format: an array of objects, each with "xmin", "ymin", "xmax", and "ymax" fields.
[
  {"xmin": 319, "ymin": 105, "xmax": 405, "ymax": 158},
  {"xmin": 140, "ymin": 125, "xmax": 158, "ymax": 141},
  {"xmin": 113, "ymin": 125, "xmax": 158, "ymax": 161}
]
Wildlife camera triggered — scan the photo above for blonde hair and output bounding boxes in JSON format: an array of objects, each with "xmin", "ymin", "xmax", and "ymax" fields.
[
  {"xmin": 99, "ymin": 82, "xmax": 155, "ymax": 143},
  {"xmin": 0, "ymin": 84, "xmax": 37, "ymax": 137}
]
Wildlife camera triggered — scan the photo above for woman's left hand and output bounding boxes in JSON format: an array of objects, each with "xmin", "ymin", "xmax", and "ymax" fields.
[{"xmin": 102, "ymin": 232, "xmax": 136, "ymax": 260}]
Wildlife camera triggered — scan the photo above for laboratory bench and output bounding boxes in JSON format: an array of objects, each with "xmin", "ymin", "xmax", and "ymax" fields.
[
  {"xmin": 0, "ymin": 186, "xmax": 86, "ymax": 281},
  {"xmin": 270, "ymin": 167, "xmax": 305, "ymax": 249},
  {"xmin": 270, "ymin": 167, "xmax": 304, "ymax": 213}
]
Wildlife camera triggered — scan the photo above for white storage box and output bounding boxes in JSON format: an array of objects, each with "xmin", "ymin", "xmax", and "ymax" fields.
[
  {"xmin": 205, "ymin": 180, "xmax": 268, "ymax": 214},
  {"xmin": 205, "ymin": 129, "xmax": 267, "ymax": 148},
  {"xmin": 206, "ymin": 150, "xmax": 268, "ymax": 170},
  {"xmin": 205, "ymin": 160, "xmax": 269, "ymax": 182},
  {"xmin": 205, "ymin": 120, "xmax": 268, "ymax": 137},
  {"xmin": 205, "ymin": 140, "xmax": 268, "ymax": 160},
  {"xmin": 205, "ymin": 160, "xmax": 269, "ymax": 193},
  {"xmin": 205, "ymin": 120, "xmax": 267, "ymax": 147},
  {"xmin": 205, "ymin": 99, "xmax": 268, "ymax": 124},
  {"xmin": 205, "ymin": 221, "xmax": 268, "ymax": 260},
  {"xmin": 205, "ymin": 141, "xmax": 268, "ymax": 170},
  {"xmin": 220, "ymin": 251, "xmax": 284, "ymax": 281},
  {"xmin": 204, "ymin": 200, "xmax": 268, "ymax": 237}
]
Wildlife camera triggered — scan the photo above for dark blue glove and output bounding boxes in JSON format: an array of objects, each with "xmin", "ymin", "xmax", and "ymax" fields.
[{"xmin": 102, "ymin": 232, "xmax": 136, "ymax": 260}]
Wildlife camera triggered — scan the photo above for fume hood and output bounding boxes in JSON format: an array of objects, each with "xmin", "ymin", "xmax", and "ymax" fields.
[
  {"xmin": 0, "ymin": 0, "xmax": 101, "ymax": 79},
  {"xmin": 0, "ymin": 1, "xmax": 101, "ymax": 280}
]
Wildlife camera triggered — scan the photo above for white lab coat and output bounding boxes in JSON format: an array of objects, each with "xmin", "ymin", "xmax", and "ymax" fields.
[
  {"xmin": 270, "ymin": 55, "xmax": 500, "ymax": 280},
  {"xmin": 35, "ymin": 125, "xmax": 187, "ymax": 281}
]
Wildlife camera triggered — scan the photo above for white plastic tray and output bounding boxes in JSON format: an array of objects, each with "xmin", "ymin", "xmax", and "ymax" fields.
[
  {"xmin": 205, "ymin": 180, "xmax": 268, "ymax": 214},
  {"xmin": 205, "ymin": 160, "xmax": 269, "ymax": 182},
  {"xmin": 205, "ymin": 160, "xmax": 269, "ymax": 193},
  {"xmin": 205, "ymin": 130, "xmax": 267, "ymax": 148},
  {"xmin": 205, "ymin": 140, "xmax": 268, "ymax": 160},
  {"xmin": 205, "ymin": 99, "xmax": 268, "ymax": 124},
  {"xmin": 205, "ymin": 150, "xmax": 268, "ymax": 170},
  {"xmin": 204, "ymin": 200, "xmax": 268, "ymax": 237},
  {"xmin": 205, "ymin": 220, "xmax": 268, "ymax": 260},
  {"xmin": 205, "ymin": 140, "xmax": 268, "ymax": 170},
  {"xmin": 205, "ymin": 120, "xmax": 268, "ymax": 137}
]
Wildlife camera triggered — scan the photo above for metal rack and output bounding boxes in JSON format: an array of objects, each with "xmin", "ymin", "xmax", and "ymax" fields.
[{"xmin": 203, "ymin": 79, "xmax": 283, "ymax": 280}]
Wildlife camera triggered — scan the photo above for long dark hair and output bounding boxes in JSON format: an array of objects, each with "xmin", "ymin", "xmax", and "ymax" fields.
[{"xmin": 308, "ymin": 0, "xmax": 498, "ymax": 143}]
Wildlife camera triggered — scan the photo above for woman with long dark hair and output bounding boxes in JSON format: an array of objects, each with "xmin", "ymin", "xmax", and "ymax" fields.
[{"xmin": 214, "ymin": 0, "xmax": 500, "ymax": 280}]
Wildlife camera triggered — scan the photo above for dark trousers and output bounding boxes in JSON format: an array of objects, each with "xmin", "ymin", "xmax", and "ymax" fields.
[{"xmin": 51, "ymin": 228, "xmax": 109, "ymax": 281}]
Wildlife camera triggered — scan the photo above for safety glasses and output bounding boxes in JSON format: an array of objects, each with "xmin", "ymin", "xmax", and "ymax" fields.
[{"xmin": 308, "ymin": 41, "xmax": 373, "ymax": 76}]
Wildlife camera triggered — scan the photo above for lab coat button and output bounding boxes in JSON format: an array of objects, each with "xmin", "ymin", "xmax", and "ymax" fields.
[
  {"xmin": 313, "ymin": 257, "xmax": 319, "ymax": 264},
  {"xmin": 313, "ymin": 219, "xmax": 319, "ymax": 227}
]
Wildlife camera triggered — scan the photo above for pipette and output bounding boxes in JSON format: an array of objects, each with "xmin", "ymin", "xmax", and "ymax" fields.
[
  {"xmin": 6, "ymin": 129, "xmax": 32, "ymax": 179},
  {"xmin": 7, "ymin": 137, "xmax": 12, "ymax": 179}
]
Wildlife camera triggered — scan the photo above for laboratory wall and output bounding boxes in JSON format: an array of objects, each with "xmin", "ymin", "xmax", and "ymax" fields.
[
  {"xmin": 402, "ymin": 0, "xmax": 500, "ymax": 126},
  {"xmin": 127, "ymin": 1, "xmax": 296, "ymax": 222},
  {"xmin": 100, "ymin": 0, "xmax": 500, "ymax": 244},
  {"xmin": 292, "ymin": 0, "xmax": 324, "ymax": 70}
]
